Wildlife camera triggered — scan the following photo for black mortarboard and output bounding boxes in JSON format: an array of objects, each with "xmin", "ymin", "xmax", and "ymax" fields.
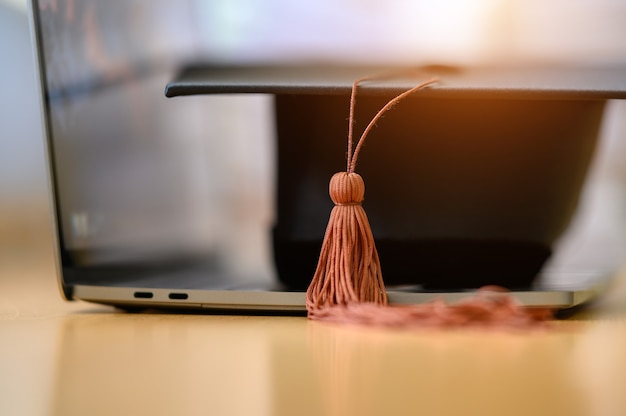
[{"xmin": 166, "ymin": 65, "xmax": 626, "ymax": 292}]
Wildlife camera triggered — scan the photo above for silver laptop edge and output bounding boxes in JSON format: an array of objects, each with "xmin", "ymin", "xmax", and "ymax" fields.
[
  {"xmin": 71, "ymin": 283, "xmax": 604, "ymax": 312},
  {"xmin": 28, "ymin": 0, "xmax": 69, "ymax": 301}
]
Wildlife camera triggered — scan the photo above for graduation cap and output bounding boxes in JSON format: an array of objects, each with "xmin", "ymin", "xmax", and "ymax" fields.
[{"xmin": 166, "ymin": 65, "xmax": 626, "ymax": 326}]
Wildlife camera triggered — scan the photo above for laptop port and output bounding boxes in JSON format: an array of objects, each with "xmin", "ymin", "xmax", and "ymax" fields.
[
  {"xmin": 133, "ymin": 292, "xmax": 153, "ymax": 299},
  {"xmin": 168, "ymin": 293, "xmax": 188, "ymax": 300}
]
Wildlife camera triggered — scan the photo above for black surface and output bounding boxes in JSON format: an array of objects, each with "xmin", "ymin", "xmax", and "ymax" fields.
[
  {"xmin": 273, "ymin": 238, "xmax": 552, "ymax": 291},
  {"xmin": 166, "ymin": 64, "xmax": 626, "ymax": 100},
  {"xmin": 270, "ymin": 94, "xmax": 603, "ymax": 289}
]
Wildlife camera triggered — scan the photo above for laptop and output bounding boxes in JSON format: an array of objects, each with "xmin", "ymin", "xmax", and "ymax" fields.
[{"xmin": 28, "ymin": 0, "xmax": 626, "ymax": 313}]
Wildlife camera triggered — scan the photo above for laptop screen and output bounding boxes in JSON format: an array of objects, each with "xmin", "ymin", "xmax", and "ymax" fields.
[{"xmin": 32, "ymin": 1, "xmax": 280, "ymax": 289}]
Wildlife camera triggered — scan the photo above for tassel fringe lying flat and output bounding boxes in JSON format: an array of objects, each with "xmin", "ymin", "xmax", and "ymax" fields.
[
  {"xmin": 309, "ymin": 286, "xmax": 553, "ymax": 330},
  {"xmin": 305, "ymin": 73, "xmax": 553, "ymax": 330}
]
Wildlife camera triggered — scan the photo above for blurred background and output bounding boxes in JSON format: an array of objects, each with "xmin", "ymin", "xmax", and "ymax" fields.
[{"xmin": 1, "ymin": 0, "xmax": 626, "ymax": 293}]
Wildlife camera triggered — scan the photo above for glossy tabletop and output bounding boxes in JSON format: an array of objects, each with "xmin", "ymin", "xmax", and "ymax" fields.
[{"xmin": 2, "ymin": 220, "xmax": 626, "ymax": 416}]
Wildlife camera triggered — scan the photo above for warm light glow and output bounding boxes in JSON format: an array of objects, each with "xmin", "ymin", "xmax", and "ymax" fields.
[{"xmin": 195, "ymin": 0, "xmax": 626, "ymax": 65}]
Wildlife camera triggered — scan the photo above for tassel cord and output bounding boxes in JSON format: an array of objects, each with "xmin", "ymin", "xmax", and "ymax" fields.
[{"xmin": 348, "ymin": 78, "xmax": 438, "ymax": 173}]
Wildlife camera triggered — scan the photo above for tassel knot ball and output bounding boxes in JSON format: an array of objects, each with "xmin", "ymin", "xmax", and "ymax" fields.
[{"xmin": 329, "ymin": 172, "xmax": 365, "ymax": 205}]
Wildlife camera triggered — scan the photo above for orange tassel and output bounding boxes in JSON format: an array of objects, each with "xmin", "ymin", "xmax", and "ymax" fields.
[
  {"xmin": 305, "ymin": 171, "xmax": 387, "ymax": 316},
  {"xmin": 306, "ymin": 76, "xmax": 437, "ymax": 318},
  {"xmin": 305, "ymin": 74, "xmax": 553, "ymax": 330}
]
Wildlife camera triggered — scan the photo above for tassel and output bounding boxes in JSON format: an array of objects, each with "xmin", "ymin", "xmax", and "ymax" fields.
[
  {"xmin": 305, "ymin": 171, "xmax": 387, "ymax": 316},
  {"xmin": 305, "ymin": 74, "xmax": 553, "ymax": 330},
  {"xmin": 306, "ymin": 76, "xmax": 437, "ymax": 317}
]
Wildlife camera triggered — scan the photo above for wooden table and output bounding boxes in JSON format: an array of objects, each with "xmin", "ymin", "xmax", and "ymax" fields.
[{"xmin": 2, "ymin": 219, "xmax": 626, "ymax": 416}]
